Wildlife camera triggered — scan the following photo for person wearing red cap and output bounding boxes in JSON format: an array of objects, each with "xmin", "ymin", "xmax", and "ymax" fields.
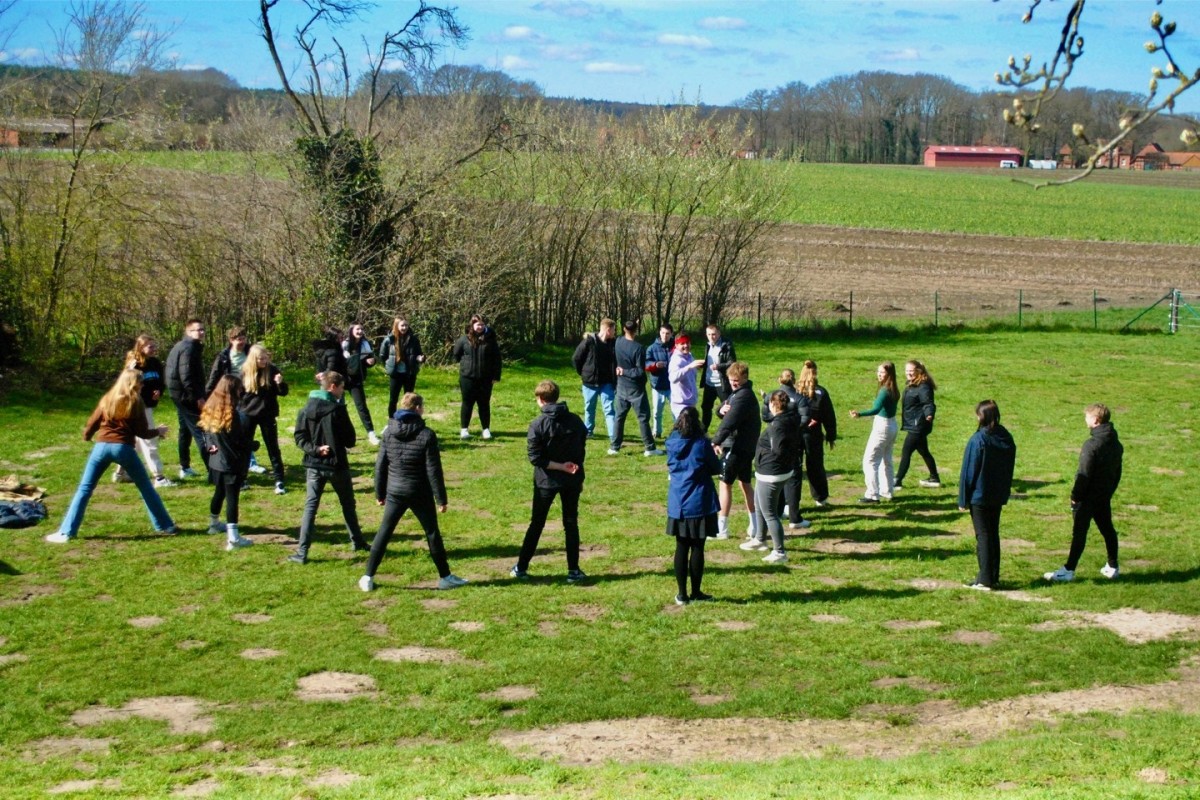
[{"xmin": 668, "ymin": 334, "xmax": 705, "ymax": 419}]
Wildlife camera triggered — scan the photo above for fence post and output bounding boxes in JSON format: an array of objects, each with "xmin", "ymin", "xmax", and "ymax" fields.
[
  {"xmin": 934, "ymin": 290, "xmax": 939, "ymax": 329},
  {"xmin": 849, "ymin": 291, "xmax": 854, "ymax": 332},
  {"xmin": 1018, "ymin": 289, "xmax": 1023, "ymax": 329},
  {"xmin": 1093, "ymin": 289, "xmax": 1098, "ymax": 330},
  {"xmin": 1170, "ymin": 289, "xmax": 1180, "ymax": 334},
  {"xmin": 757, "ymin": 292, "xmax": 762, "ymax": 334}
]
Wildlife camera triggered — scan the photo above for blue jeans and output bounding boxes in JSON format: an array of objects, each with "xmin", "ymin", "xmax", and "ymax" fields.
[
  {"xmin": 580, "ymin": 383, "xmax": 616, "ymax": 441},
  {"xmin": 58, "ymin": 442, "xmax": 175, "ymax": 538},
  {"xmin": 650, "ymin": 386, "xmax": 672, "ymax": 437}
]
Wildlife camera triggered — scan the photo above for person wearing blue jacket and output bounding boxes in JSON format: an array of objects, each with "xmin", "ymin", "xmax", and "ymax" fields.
[
  {"xmin": 958, "ymin": 400, "xmax": 1016, "ymax": 590},
  {"xmin": 666, "ymin": 406, "xmax": 722, "ymax": 605},
  {"xmin": 645, "ymin": 323, "xmax": 674, "ymax": 438}
]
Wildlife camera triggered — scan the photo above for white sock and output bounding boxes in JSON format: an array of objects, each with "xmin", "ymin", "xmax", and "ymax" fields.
[
  {"xmin": 226, "ymin": 523, "xmax": 239, "ymax": 542},
  {"xmin": 210, "ymin": 513, "xmax": 221, "ymax": 526},
  {"xmin": 717, "ymin": 515, "xmax": 729, "ymax": 536},
  {"xmin": 748, "ymin": 511, "xmax": 758, "ymax": 537}
]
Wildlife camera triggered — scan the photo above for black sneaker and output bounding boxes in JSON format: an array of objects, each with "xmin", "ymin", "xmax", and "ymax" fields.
[
  {"xmin": 509, "ymin": 564, "xmax": 528, "ymax": 579},
  {"xmin": 858, "ymin": 496, "xmax": 880, "ymax": 504},
  {"xmin": 690, "ymin": 591, "xmax": 714, "ymax": 602},
  {"xmin": 566, "ymin": 569, "xmax": 587, "ymax": 584},
  {"xmin": 674, "ymin": 594, "xmax": 688, "ymax": 606},
  {"xmin": 350, "ymin": 540, "xmax": 369, "ymax": 552}
]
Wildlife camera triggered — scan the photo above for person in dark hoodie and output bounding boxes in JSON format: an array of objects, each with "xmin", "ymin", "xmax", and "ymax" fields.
[
  {"xmin": 712, "ymin": 361, "xmax": 760, "ymax": 541},
  {"xmin": 745, "ymin": 389, "xmax": 803, "ymax": 562},
  {"xmin": 290, "ymin": 370, "xmax": 368, "ymax": 564},
  {"xmin": 761, "ymin": 368, "xmax": 812, "ymax": 531},
  {"xmin": 572, "ymin": 318, "xmax": 618, "ymax": 442},
  {"xmin": 359, "ymin": 393, "xmax": 467, "ymax": 592},
  {"xmin": 796, "ymin": 360, "xmax": 836, "ymax": 507},
  {"xmin": 894, "ymin": 360, "xmax": 941, "ymax": 490},
  {"xmin": 240, "ymin": 344, "xmax": 289, "ymax": 495},
  {"xmin": 313, "ymin": 326, "xmax": 349, "ymax": 384},
  {"xmin": 666, "ymin": 406, "xmax": 721, "ymax": 605},
  {"xmin": 958, "ymin": 400, "xmax": 1016, "ymax": 590},
  {"xmin": 451, "ymin": 314, "xmax": 502, "ymax": 440},
  {"xmin": 1044, "ymin": 402, "xmax": 1124, "ymax": 583},
  {"xmin": 199, "ymin": 375, "xmax": 255, "ymax": 552},
  {"xmin": 511, "ymin": 380, "xmax": 588, "ymax": 583},
  {"xmin": 165, "ymin": 318, "xmax": 209, "ymax": 479}
]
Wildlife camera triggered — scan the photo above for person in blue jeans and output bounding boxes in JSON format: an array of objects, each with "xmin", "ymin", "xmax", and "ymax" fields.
[
  {"xmin": 645, "ymin": 323, "xmax": 674, "ymax": 438},
  {"xmin": 572, "ymin": 318, "xmax": 617, "ymax": 442},
  {"xmin": 47, "ymin": 369, "xmax": 176, "ymax": 542}
]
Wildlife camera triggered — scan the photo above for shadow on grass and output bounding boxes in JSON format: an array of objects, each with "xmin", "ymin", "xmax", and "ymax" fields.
[
  {"xmin": 750, "ymin": 585, "xmax": 924, "ymax": 603},
  {"xmin": 0, "ymin": 559, "xmax": 20, "ymax": 575}
]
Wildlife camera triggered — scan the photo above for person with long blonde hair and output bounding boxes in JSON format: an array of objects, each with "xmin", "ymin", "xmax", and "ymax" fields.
[
  {"xmin": 199, "ymin": 375, "xmax": 254, "ymax": 551},
  {"xmin": 113, "ymin": 334, "xmax": 174, "ymax": 488},
  {"xmin": 379, "ymin": 317, "xmax": 425, "ymax": 417},
  {"xmin": 849, "ymin": 362, "xmax": 900, "ymax": 503},
  {"xmin": 46, "ymin": 369, "xmax": 176, "ymax": 543},
  {"xmin": 895, "ymin": 360, "xmax": 942, "ymax": 490},
  {"xmin": 240, "ymin": 344, "xmax": 289, "ymax": 495},
  {"xmin": 796, "ymin": 360, "xmax": 836, "ymax": 506}
]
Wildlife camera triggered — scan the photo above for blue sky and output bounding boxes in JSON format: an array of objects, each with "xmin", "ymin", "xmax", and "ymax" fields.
[{"xmin": 4, "ymin": 0, "xmax": 1199, "ymax": 112}]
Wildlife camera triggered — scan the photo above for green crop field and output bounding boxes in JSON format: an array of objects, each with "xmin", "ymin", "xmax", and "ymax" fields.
[{"xmin": 2, "ymin": 330, "xmax": 1199, "ymax": 798}]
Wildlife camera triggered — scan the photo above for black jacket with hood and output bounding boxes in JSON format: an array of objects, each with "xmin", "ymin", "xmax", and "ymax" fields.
[
  {"xmin": 900, "ymin": 382, "xmax": 936, "ymax": 434},
  {"xmin": 294, "ymin": 389, "xmax": 356, "ymax": 471},
  {"xmin": 203, "ymin": 410, "xmax": 256, "ymax": 480},
  {"xmin": 1072, "ymin": 422, "xmax": 1123, "ymax": 504},
  {"xmin": 573, "ymin": 332, "xmax": 617, "ymax": 386},
  {"xmin": 713, "ymin": 380, "xmax": 760, "ymax": 456},
  {"xmin": 451, "ymin": 327, "xmax": 502, "ymax": 382},
  {"xmin": 374, "ymin": 410, "xmax": 446, "ymax": 504},
  {"xmin": 166, "ymin": 336, "xmax": 206, "ymax": 407},
  {"xmin": 527, "ymin": 401, "xmax": 587, "ymax": 490}
]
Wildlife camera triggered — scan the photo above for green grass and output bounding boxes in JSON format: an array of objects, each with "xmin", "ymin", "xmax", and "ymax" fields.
[{"xmin": 2, "ymin": 330, "xmax": 1199, "ymax": 798}]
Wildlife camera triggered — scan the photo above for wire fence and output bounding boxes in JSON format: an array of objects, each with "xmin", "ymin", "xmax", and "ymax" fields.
[{"xmin": 721, "ymin": 288, "xmax": 1200, "ymax": 334}]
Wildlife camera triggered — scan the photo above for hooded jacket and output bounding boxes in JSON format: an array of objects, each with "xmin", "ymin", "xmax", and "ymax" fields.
[
  {"xmin": 166, "ymin": 336, "xmax": 206, "ymax": 407},
  {"xmin": 958, "ymin": 424, "xmax": 1017, "ymax": 508},
  {"xmin": 239, "ymin": 365, "xmax": 289, "ymax": 420},
  {"xmin": 801, "ymin": 383, "xmax": 837, "ymax": 444},
  {"xmin": 527, "ymin": 401, "xmax": 587, "ymax": 490},
  {"xmin": 572, "ymin": 332, "xmax": 617, "ymax": 387},
  {"xmin": 203, "ymin": 410, "xmax": 255, "ymax": 479},
  {"xmin": 1072, "ymin": 422, "xmax": 1123, "ymax": 504},
  {"xmin": 294, "ymin": 389, "xmax": 356, "ymax": 471},
  {"xmin": 452, "ymin": 327, "xmax": 502, "ymax": 382},
  {"xmin": 713, "ymin": 380, "xmax": 760, "ymax": 456},
  {"xmin": 374, "ymin": 409, "xmax": 446, "ymax": 504},
  {"xmin": 755, "ymin": 407, "xmax": 802, "ymax": 476},
  {"xmin": 703, "ymin": 338, "xmax": 736, "ymax": 393},
  {"xmin": 900, "ymin": 382, "xmax": 936, "ymax": 434},
  {"xmin": 666, "ymin": 432, "xmax": 721, "ymax": 519},
  {"xmin": 313, "ymin": 336, "xmax": 349, "ymax": 382},
  {"xmin": 645, "ymin": 339, "xmax": 673, "ymax": 393}
]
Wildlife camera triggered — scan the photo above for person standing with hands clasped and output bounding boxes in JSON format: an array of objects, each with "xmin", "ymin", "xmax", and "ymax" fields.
[
  {"xmin": 1044, "ymin": 403, "xmax": 1124, "ymax": 583},
  {"xmin": 850, "ymin": 362, "xmax": 899, "ymax": 504},
  {"xmin": 360, "ymin": 393, "xmax": 467, "ymax": 592},
  {"xmin": 512, "ymin": 380, "xmax": 588, "ymax": 583},
  {"xmin": 958, "ymin": 400, "xmax": 1016, "ymax": 590},
  {"xmin": 452, "ymin": 314, "xmax": 502, "ymax": 440}
]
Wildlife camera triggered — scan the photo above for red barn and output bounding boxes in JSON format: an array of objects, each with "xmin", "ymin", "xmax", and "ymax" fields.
[{"xmin": 923, "ymin": 145, "xmax": 1024, "ymax": 168}]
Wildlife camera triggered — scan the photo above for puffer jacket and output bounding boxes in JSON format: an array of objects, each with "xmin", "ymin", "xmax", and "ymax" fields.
[
  {"xmin": 452, "ymin": 328, "xmax": 502, "ymax": 382},
  {"xmin": 755, "ymin": 408, "xmax": 801, "ymax": 476},
  {"xmin": 572, "ymin": 332, "xmax": 617, "ymax": 386},
  {"xmin": 900, "ymin": 382, "xmax": 936, "ymax": 434},
  {"xmin": 166, "ymin": 336, "xmax": 206, "ymax": 407},
  {"xmin": 239, "ymin": 365, "xmax": 289, "ymax": 420},
  {"xmin": 374, "ymin": 410, "xmax": 446, "ymax": 504}
]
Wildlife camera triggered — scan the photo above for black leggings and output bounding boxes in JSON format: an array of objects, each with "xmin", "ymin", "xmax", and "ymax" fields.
[
  {"xmin": 895, "ymin": 429, "xmax": 939, "ymax": 484},
  {"xmin": 801, "ymin": 431, "xmax": 829, "ymax": 503},
  {"xmin": 387, "ymin": 371, "xmax": 417, "ymax": 418},
  {"xmin": 366, "ymin": 495, "xmax": 450, "ymax": 579},
  {"xmin": 459, "ymin": 376, "xmax": 493, "ymax": 430},
  {"xmin": 347, "ymin": 383, "xmax": 375, "ymax": 433},
  {"xmin": 209, "ymin": 470, "xmax": 241, "ymax": 524},
  {"xmin": 673, "ymin": 537, "xmax": 707, "ymax": 597},
  {"xmin": 245, "ymin": 415, "xmax": 284, "ymax": 483}
]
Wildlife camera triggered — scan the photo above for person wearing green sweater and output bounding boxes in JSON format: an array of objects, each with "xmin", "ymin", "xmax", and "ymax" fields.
[{"xmin": 849, "ymin": 362, "xmax": 900, "ymax": 503}]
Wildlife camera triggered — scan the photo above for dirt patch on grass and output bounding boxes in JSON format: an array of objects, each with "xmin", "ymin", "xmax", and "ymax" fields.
[
  {"xmin": 538, "ymin": 621, "xmax": 559, "ymax": 637},
  {"xmin": 705, "ymin": 550, "xmax": 744, "ymax": 565},
  {"xmin": 713, "ymin": 620, "xmax": 756, "ymax": 632},
  {"xmin": 811, "ymin": 539, "xmax": 882, "ymax": 555},
  {"xmin": 309, "ymin": 769, "xmax": 362, "ymax": 787},
  {"xmin": 295, "ymin": 671, "xmax": 377, "ymax": 702},
  {"xmin": 563, "ymin": 604, "xmax": 605, "ymax": 622},
  {"xmin": 947, "ymin": 630, "xmax": 1000, "ymax": 646},
  {"xmin": 1149, "ymin": 467, "xmax": 1184, "ymax": 476},
  {"xmin": 364, "ymin": 622, "xmax": 390, "ymax": 637},
  {"xmin": 176, "ymin": 640, "xmax": 206, "ymax": 650},
  {"xmin": 480, "ymin": 686, "xmax": 538, "ymax": 702},
  {"xmin": 48, "ymin": 779, "xmax": 122, "ymax": 794},
  {"xmin": 450, "ymin": 621, "xmax": 486, "ymax": 632},
  {"xmin": 1059, "ymin": 608, "xmax": 1200, "ymax": 644},
  {"xmin": 493, "ymin": 656, "xmax": 1200, "ymax": 765},
  {"xmin": 420, "ymin": 598, "xmax": 458, "ymax": 611},
  {"xmin": 72, "ymin": 696, "xmax": 215, "ymax": 734},
  {"xmin": 1126, "ymin": 504, "xmax": 1160, "ymax": 512},
  {"xmin": 240, "ymin": 648, "xmax": 283, "ymax": 660},
  {"xmin": 23, "ymin": 736, "xmax": 115, "ymax": 761},
  {"xmin": 375, "ymin": 646, "xmax": 470, "ymax": 664},
  {"xmin": 171, "ymin": 777, "xmax": 221, "ymax": 797},
  {"xmin": 882, "ymin": 619, "xmax": 942, "ymax": 631},
  {"xmin": 231, "ymin": 760, "xmax": 301, "ymax": 777},
  {"xmin": 809, "ymin": 614, "xmax": 851, "ymax": 624},
  {"xmin": 871, "ymin": 677, "xmax": 945, "ymax": 691},
  {"xmin": 628, "ymin": 556, "xmax": 670, "ymax": 571},
  {"xmin": 0, "ymin": 584, "xmax": 58, "ymax": 607},
  {"xmin": 0, "ymin": 652, "xmax": 29, "ymax": 667},
  {"xmin": 230, "ymin": 613, "xmax": 272, "ymax": 624},
  {"xmin": 128, "ymin": 616, "xmax": 166, "ymax": 629},
  {"xmin": 906, "ymin": 579, "xmax": 961, "ymax": 591},
  {"xmin": 689, "ymin": 689, "xmax": 731, "ymax": 706}
]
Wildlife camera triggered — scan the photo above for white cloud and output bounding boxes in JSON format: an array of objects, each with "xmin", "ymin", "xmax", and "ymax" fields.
[
  {"xmin": 657, "ymin": 33, "xmax": 712, "ymax": 49},
  {"xmin": 504, "ymin": 25, "xmax": 536, "ymax": 41},
  {"xmin": 698, "ymin": 16, "xmax": 746, "ymax": 31},
  {"xmin": 502, "ymin": 55, "xmax": 535, "ymax": 71},
  {"xmin": 877, "ymin": 47, "xmax": 922, "ymax": 62},
  {"xmin": 584, "ymin": 61, "xmax": 644, "ymax": 74},
  {"xmin": 541, "ymin": 44, "xmax": 591, "ymax": 62}
]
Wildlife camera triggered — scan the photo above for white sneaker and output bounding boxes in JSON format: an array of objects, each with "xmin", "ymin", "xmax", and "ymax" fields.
[
  {"xmin": 606, "ymin": 447, "xmax": 620, "ymax": 456},
  {"xmin": 739, "ymin": 538, "xmax": 768, "ymax": 551},
  {"xmin": 153, "ymin": 476, "xmax": 176, "ymax": 488},
  {"xmin": 358, "ymin": 575, "xmax": 374, "ymax": 592},
  {"xmin": 714, "ymin": 530, "xmax": 730, "ymax": 540},
  {"xmin": 112, "ymin": 471, "xmax": 131, "ymax": 483},
  {"xmin": 789, "ymin": 519, "xmax": 812, "ymax": 530},
  {"xmin": 1044, "ymin": 567, "xmax": 1075, "ymax": 582},
  {"xmin": 248, "ymin": 463, "xmax": 268, "ymax": 474},
  {"xmin": 460, "ymin": 429, "xmax": 471, "ymax": 439},
  {"xmin": 643, "ymin": 448, "xmax": 665, "ymax": 456},
  {"xmin": 368, "ymin": 431, "xmax": 381, "ymax": 446},
  {"xmin": 274, "ymin": 482, "xmax": 287, "ymax": 495},
  {"xmin": 919, "ymin": 479, "xmax": 942, "ymax": 488},
  {"xmin": 179, "ymin": 467, "xmax": 200, "ymax": 480},
  {"xmin": 437, "ymin": 574, "xmax": 468, "ymax": 590},
  {"xmin": 481, "ymin": 429, "xmax": 493, "ymax": 440},
  {"xmin": 45, "ymin": 531, "xmax": 73, "ymax": 543},
  {"xmin": 762, "ymin": 550, "xmax": 788, "ymax": 564},
  {"xmin": 1100, "ymin": 564, "xmax": 1120, "ymax": 579},
  {"xmin": 226, "ymin": 536, "xmax": 253, "ymax": 551}
]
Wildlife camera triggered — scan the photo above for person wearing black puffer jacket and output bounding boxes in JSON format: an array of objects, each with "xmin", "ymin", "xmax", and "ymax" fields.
[
  {"xmin": 359, "ymin": 393, "xmax": 467, "ymax": 592},
  {"xmin": 761, "ymin": 368, "xmax": 812, "ymax": 531},
  {"xmin": 894, "ymin": 360, "xmax": 941, "ymax": 490},
  {"xmin": 512, "ymin": 380, "xmax": 588, "ymax": 583},
  {"xmin": 712, "ymin": 361, "xmax": 760, "ymax": 541},
  {"xmin": 797, "ymin": 360, "xmax": 836, "ymax": 507},
  {"xmin": 746, "ymin": 390, "xmax": 802, "ymax": 563},
  {"xmin": 451, "ymin": 314, "xmax": 502, "ymax": 440}
]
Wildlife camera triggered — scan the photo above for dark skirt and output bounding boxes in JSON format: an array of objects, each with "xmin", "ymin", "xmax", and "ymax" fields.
[{"xmin": 666, "ymin": 513, "xmax": 718, "ymax": 541}]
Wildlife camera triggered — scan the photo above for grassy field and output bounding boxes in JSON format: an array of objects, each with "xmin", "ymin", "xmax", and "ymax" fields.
[{"xmin": 2, "ymin": 330, "xmax": 1199, "ymax": 798}]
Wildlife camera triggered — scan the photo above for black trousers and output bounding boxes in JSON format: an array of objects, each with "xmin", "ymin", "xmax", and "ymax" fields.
[
  {"xmin": 673, "ymin": 537, "xmax": 706, "ymax": 597},
  {"xmin": 970, "ymin": 504, "xmax": 1002, "ymax": 587},
  {"xmin": 209, "ymin": 469, "xmax": 241, "ymax": 524},
  {"xmin": 895, "ymin": 429, "xmax": 939, "ymax": 484},
  {"xmin": 297, "ymin": 467, "xmax": 366, "ymax": 554},
  {"xmin": 245, "ymin": 415, "xmax": 285, "ymax": 483},
  {"xmin": 459, "ymin": 376, "xmax": 493, "ymax": 430},
  {"xmin": 518, "ymin": 484, "xmax": 581, "ymax": 571},
  {"xmin": 1066, "ymin": 497, "xmax": 1119, "ymax": 570},
  {"xmin": 173, "ymin": 400, "xmax": 209, "ymax": 470},
  {"xmin": 613, "ymin": 386, "xmax": 655, "ymax": 450},
  {"xmin": 387, "ymin": 371, "xmax": 418, "ymax": 418},
  {"xmin": 346, "ymin": 383, "xmax": 375, "ymax": 433},
  {"xmin": 801, "ymin": 431, "xmax": 829, "ymax": 503},
  {"xmin": 366, "ymin": 494, "xmax": 450, "ymax": 579},
  {"xmin": 700, "ymin": 384, "xmax": 728, "ymax": 431}
]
